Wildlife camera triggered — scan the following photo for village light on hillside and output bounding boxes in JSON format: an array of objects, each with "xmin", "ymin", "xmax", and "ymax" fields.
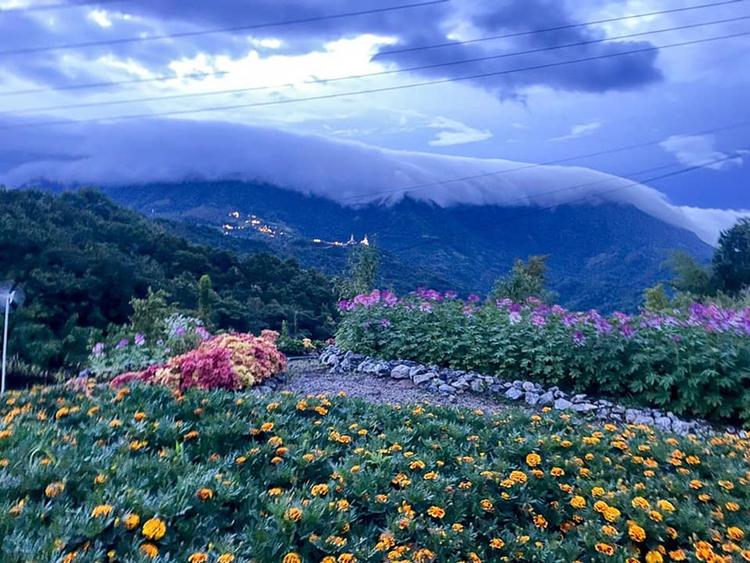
[{"xmin": 0, "ymin": 282, "xmax": 24, "ymax": 395}]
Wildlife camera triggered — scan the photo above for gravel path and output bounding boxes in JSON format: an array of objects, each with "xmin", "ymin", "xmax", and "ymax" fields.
[{"xmin": 279, "ymin": 359, "xmax": 516, "ymax": 413}]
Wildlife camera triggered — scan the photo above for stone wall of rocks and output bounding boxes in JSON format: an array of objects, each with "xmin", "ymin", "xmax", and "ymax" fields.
[{"xmin": 318, "ymin": 346, "xmax": 739, "ymax": 437}]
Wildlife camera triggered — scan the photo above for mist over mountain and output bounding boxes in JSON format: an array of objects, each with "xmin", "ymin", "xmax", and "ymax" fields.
[{"xmin": 1, "ymin": 118, "xmax": 747, "ymax": 246}]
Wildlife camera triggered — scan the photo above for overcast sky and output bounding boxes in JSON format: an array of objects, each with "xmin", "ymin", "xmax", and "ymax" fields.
[{"xmin": 0, "ymin": 0, "xmax": 747, "ymax": 211}]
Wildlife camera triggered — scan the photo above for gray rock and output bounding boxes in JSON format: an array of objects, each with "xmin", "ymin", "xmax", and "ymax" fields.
[
  {"xmin": 554, "ymin": 398, "xmax": 573, "ymax": 410},
  {"xmin": 390, "ymin": 365, "xmax": 412, "ymax": 379},
  {"xmin": 505, "ymin": 388, "xmax": 524, "ymax": 401},
  {"xmin": 571, "ymin": 402, "xmax": 597, "ymax": 413},
  {"xmin": 413, "ymin": 371, "xmax": 436, "ymax": 385},
  {"xmin": 633, "ymin": 414, "xmax": 655, "ymax": 425},
  {"xmin": 522, "ymin": 381, "xmax": 535, "ymax": 392},
  {"xmin": 409, "ymin": 366, "xmax": 427, "ymax": 378},
  {"xmin": 438, "ymin": 384, "xmax": 456, "ymax": 395},
  {"xmin": 470, "ymin": 379, "xmax": 486, "ymax": 393},
  {"xmin": 525, "ymin": 392, "xmax": 540, "ymax": 406},
  {"xmin": 655, "ymin": 417, "xmax": 672, "ymax": 430},
  {"xmin": 538, "ymin": 391, "xmax": 555, "ymax": 406}
]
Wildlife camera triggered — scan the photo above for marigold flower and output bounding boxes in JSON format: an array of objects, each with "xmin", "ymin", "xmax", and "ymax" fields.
[
  {"xmin": 595, "ymin": 543, "xmax": 615, "ymax": 556},
  {"xmin": 570, "ymin": 496, "xmax": 586, "ymax": 509},
  {"xmin": 489, "ymin": 538, "xmax": 505, "ymax": 549},
  {"xmin": 188, "ymin": 554, "xmax": 208, "ymax": 563},
  {"xmin": 91, "ymin": 504, "xmax": 113, "ymax": 518},
  {"xmin": 141, "ymin": 517, "xmax": 166, "ymax": 541},
  {"xmin": 217, "ymin": 555, "xmax": 235, "ymax": 563},
  {"xmin": 285, "ymin": 507, "xmax": 303, "ymax": 521},
  {"xmin": 628, "ymin": 523, "xmax": 646, "ymax": 542},
  {"xmin": 139, "ymin": 543, "xmax": 158, "ymax": 558},
  {"xmin": 427, "ymin": 506, "xmax": 445, "ymax": 519},
  {"xmin": 196, "ymin": 488, "xmax": 214, "ymax": 501},
  {"xmin": 45, "ymin": 481, "xmax": 65, "ymax": 498},
  {"xmin": 123, "ymin": 513, "xmax": 140, "ymax": 530},
  {"xmin": 525, "ymin": 453, "xmax": 541, "ymax": 467},
  {"xmin": 645, "ymin": 551, "xmax": 663, "ymax": 563},
  {"xmin": 728, "ymin": 527, "xmax": 745, "ymax": 541}
]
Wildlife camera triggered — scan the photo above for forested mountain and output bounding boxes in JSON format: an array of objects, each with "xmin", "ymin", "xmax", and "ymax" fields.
[
  {"xmin": 0, "ymin": 189, "xmax": 337, "ymax": 369},
  {"xmin": 101, "ymin": 180, "xmax": 714, "ymax": 311}
]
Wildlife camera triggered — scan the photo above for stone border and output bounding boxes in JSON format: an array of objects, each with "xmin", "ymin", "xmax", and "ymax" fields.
[{"xmin": 319, "ymin": 346, "xmax": 745, "ymax": 437}]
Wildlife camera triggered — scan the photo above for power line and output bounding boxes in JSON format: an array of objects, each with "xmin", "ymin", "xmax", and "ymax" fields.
[
  {"xmin": 7, "ymin": 14, "xmax": 748, "ymax": 116},
  {"xmin": 0, "ymin": 0, "xmax": 739, "ymax": 97},
  {"xmin": 374, "ymin": 0, "xmax": 743, "ymax": 57},
  {"xmin": 2, "ymin": 30, "xmax": 746, "ymax": 130},
  {"xmin": 341, "ymin": 121, "xmax": 750, "ymax": 204},
  {"xmin": 0, "ymin": 0, "xmax": 127, "ymax": 14},
  {"xmin": 0, "ymin": 0, "xmax": 450, "ymax": 56},
  {"xmin": 387, "ymin": 152, "xmax": 745, "ymax": 254}
]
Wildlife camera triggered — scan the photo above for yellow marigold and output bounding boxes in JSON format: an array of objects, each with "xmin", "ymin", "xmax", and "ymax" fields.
[
  {"xmin": 570, "ymin": 496, "xmax": 586, "ymax": 509},
  {"xmin": 726, "ymin": 502, "xmax": 740, "ymax": 512},
  {"xmin": 668, "ymin": 550, "xmax": 687, "ymax": 561},
  {"xmin": 282, "ymin": 553, "xmax": 301, "ymax": 563},
  {"xmin": 142, "ymin": 517, "xmax": 167, "ymax": 541},
  {"xmin": 188, "ymin": 554, "xmax": 208, "ymax": 563},
  {"xmin": 45, "ymin": 481, "xmax": 65, "ymax": 498},
  {"xmin": 452, "ymin": 523, "xmax": 464, "ymax": 532},
  {"xmin": 594, "ymin": 500, "xmax": 609, "ymax": 513},
  {"xmin": 550, "ymin": 467, "xmax": 565, "ymax": 477},
  {"xmin": 533, "ymin": 514, "xmax": 548, "ymax": 529},
  {"xmin": 601, "ymin": 525, "xmax": 618, "ymax": 537},
  {"xmin": 427, "ymin": 506, "xmax": 445, "ymax": 519},
  {"xmin": 509, "ymin": 470, "xmax": 527, "ymax": 484},
  {"xmin": 311, "ymin": 483, "xmax": 329, "ymax": 497},
  {"xmin": 412, "ymin": 548, "xmax": 434, "ymax": 562},
  {"xmin": 603, "ymin": 507, "xmax": 621, "ymax": 522},
  {"xmin": 591, "ymin": 487, "xmax": 605, "ymax": 497},
  {"xmin": 260, "ymin": 422, "xmax": 274, "ymax": 432},
  {"xmin": 336, "ymin": 499, "xmax": 350, "ymax": 512},
  {"xmin": 375, "ymin": 532, "xmax": 396, "ymax": 551},
  {"xmin": 337, "ymin": 555, "xmax": 357, "ymax": 563},
  {"xmin": 645, "ymin": 551, "xmax": 663, "ymax": 563},
  {"xmin": 595, "ymin": 543, "xmax": 615, "ymax": 556},
  {"xmin": 91, "ymin": 504, "xmax": 113, "ymax": 518},
  {"xmin": 632, "ymin": 496, "xmax": 650, "ymax": 510},
  {"xmin": 423, "ymin": 471, "xmax": 438, "ymax": 480},
  {"xmin": 525, "ymin": 453, "xmax": 541, "ymax": 467},
  {"xmin": 123, "ymin": 513, "xmax": 140, "ymax": 531},
  {"xmin": 218, "ymin": 555, "xmax": 235, "ymax": 563},
  {"xmin": 728, "ymin": 527, "xmax": 745, "ymax": 541},
  {"xmin": 9, "ymin": 499, "xmax": 25, "ymax": 516},
  {"xmin": 490, "ymin": 538, "xmax": 505, "ymax": 549},
  {"xmin": 196, "ymin": 488, "xmax": 214, "ymax": 501},
  {"xmin": 139, "ymin": 543, "xmax": 159, "ymax": 559},
  {"xmin": 480, "ymin": 499, "xmax": 494, "ymax": 512},
  {"xmin": 285, "ymin": 507, "xmax": 303, "ymax": 522},
  {"xmin": 628, "ymin": 523, "xmax": 646, "ymax": 542}
]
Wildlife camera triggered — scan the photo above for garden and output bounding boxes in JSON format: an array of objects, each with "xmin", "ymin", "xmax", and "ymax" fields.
[
  {"xmin": 2, "ymin": 383, "xmax": 750, "ymax": 562},
  {"xmin": 336, "ymin": 289, "xmax": 750, "ymax": 426}
]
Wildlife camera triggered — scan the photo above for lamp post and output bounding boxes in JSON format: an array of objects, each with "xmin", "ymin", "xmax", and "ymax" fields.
[{"xmin": 0, "ymin": 283, "xmax": 24, "ymax": 395}]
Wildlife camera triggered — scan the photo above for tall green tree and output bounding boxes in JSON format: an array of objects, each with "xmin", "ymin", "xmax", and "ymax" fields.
[
  {"xmin": 713, "ymin": 218, "xmax": 750, "ymax": 295},
  {"xmin": 491, "ymin": 255, "xmax": 554, "ymax": 303},
  {"xmin": 338, "ymin": 241, "xmax": 380, "ymax": 299}
]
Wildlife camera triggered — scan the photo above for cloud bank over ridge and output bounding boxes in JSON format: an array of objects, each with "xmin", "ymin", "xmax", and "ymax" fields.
[{"xmin": 0, "ymin": 118, "xmax": 746, "ymax": 245}]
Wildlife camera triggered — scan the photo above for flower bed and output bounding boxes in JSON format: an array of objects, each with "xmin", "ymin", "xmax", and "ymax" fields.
[
  {"xmin": 336, "ymin": 290, "xmax": 750, "ymax": 425},
  {"xmin": 2, "ymin": 385, "xmax": 750, "ymax": 561},
  {"xmin": 111, "ymin": 331, "xmax": 286, "ymax": 390}
]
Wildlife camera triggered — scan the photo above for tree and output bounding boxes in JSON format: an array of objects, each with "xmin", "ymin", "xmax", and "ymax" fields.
[
  {"xmin": 642, "ymin": 283, "xmax": 671, "ymax": 312},
  {"xmin": 712, "ymin": 218, "xmax": 750, "ymax": 295},
  {"xmin": 667, "ymin": 251, "xmax": 713, "ymax": 296},
  {"xmin": 337, "ymin": 241, "xmax": 380, "ymax": 299},
  {"xmin": 491, "ymin": 255, "xmax": 554, "ymax": 303},
  {"xmin": 129, "ymin": 288, "xmax": 173, "ymax": 341},
  {"xmin": 197, "ymin": 274, "xmax": 214, "ymax": 326}
]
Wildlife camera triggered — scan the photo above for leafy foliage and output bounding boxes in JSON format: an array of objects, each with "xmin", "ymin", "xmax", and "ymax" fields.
[
  {"xmin": 337, "ymin": 291, "xmax": 750, "ymax": 425},
  {"xmin": 336, "ymin": 242, "xmax": 381, "ymax": 299},
  {"xmin": 0, "ymin": 189, "xmax": 337, "ymax": 370},
  {"xmin": 490, "ymin": 255, "xmax": 555, "ymax": 303},
  {"xmin": 713, "ymin": 218, "xmax": 750, "ymax": 295},
  {"xmin": 1, "ymin": 386, "xmax": 750, "ymax": 561}
]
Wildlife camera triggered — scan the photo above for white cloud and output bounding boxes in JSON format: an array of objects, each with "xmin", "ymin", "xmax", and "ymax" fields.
[
  {"xmin": 2, "ymin": 118, "xmax": 747, "ymax": 245},
  {"xmin": 660, "ymin": 134, "xmax": 744, "ymax": 170},
  {"xmin": 550, "ymin": 121, "xmax": 602, "ymax": 142},
  {"xmin": 427, "ymin": 116, "xmax": 492, "ymax": 147}
]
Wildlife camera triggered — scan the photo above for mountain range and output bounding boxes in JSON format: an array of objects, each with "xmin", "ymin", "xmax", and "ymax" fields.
[{"xmin": 100, "ymin": 180, "xmax": 713, "ymax": 311}]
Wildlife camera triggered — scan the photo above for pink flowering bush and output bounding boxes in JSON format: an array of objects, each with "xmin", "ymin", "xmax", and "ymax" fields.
[{"xmin": 111, "ymin": 331, "xmax": 286, "ymax": 390}]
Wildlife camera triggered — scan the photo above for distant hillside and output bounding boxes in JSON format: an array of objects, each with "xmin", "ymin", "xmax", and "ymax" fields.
[
  {"xmin": 102, "ymin": 181, "xmax": 714, "ymax": 311},
  {"xmin": 0, "ymin": 189, "xmax": 337, "ymax": 369}
]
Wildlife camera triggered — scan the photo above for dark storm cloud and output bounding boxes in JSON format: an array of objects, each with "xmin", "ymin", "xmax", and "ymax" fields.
[{"xmin": 0, "ymin": 0, "xmax": 662, "ymax": 95}]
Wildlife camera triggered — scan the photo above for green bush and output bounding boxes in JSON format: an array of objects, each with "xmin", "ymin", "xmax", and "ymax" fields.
[{"xmin": 336, "ymin": 291, "xmax": 750, "ymax": 425}]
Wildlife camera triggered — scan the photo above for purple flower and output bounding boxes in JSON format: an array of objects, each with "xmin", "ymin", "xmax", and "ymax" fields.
[
  {"xmin": 379, "ymin": 319, "xmax": 391, "ymax": 328},
  {"xmin": 419, "ymin": 302, "xmax": 433, "ymax": 313},
  {"xmin": 174, "ymin": 326, "xmax": 186, "ymax": 337},
  {"xmin": 134, "ymin": 333, "xmax": 145, "ymax": 346},
  {"xmin": 572, "ymin": 331, "xmax": 587, "ymax": 346},
  {"xmin": 196, "ymin": 326, "xmax": 210, "ymax": 340},
  {"xmin": 530, "ymin": 313, "xmax": 547, "ymax": 327},
  {"xmin": 467, "ymin": 294, "xmax": 481, "ymax": 303},
  {"xmin": 444, "ymin": 291, "xmax": 458, "ymax": 300},
  {"xmin": 619, "ymin": 324, "xmax": 636, "ymax": 339},
  {"xmin": 337, "ymin": 299, "xmax": 353, "ymax": 312},
  {"xmin": 508, "ymin": 311, "xmax": 522, "ymax": 324},
  {"xmin": 115, "ymin": 338, "xmax": 129, "ymax": 350},
  {"xmin": 92, "ymin": 342, "xmax": 105, "ymax": 356}
]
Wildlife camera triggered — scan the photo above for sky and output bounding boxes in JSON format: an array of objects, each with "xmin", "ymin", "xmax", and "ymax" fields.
[{"xmin": 0, "ymin": 0, "xmax": 748, "ymax": 236}]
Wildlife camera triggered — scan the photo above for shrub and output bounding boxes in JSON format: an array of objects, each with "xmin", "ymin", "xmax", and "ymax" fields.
[
  {"xmin": 111, "ymin": 331, "xmax": 286, "ymax": 390},
  {"xmin": 336, "ymin": 290, "xmax": 750, "ymax": 425},
  {"xmin": 1, "ymin": 385, "xmax": 749, "ymax": 561},
  {"xmin": 88, "ymin": 313, "xmax": 210, "ymax": 380}
]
